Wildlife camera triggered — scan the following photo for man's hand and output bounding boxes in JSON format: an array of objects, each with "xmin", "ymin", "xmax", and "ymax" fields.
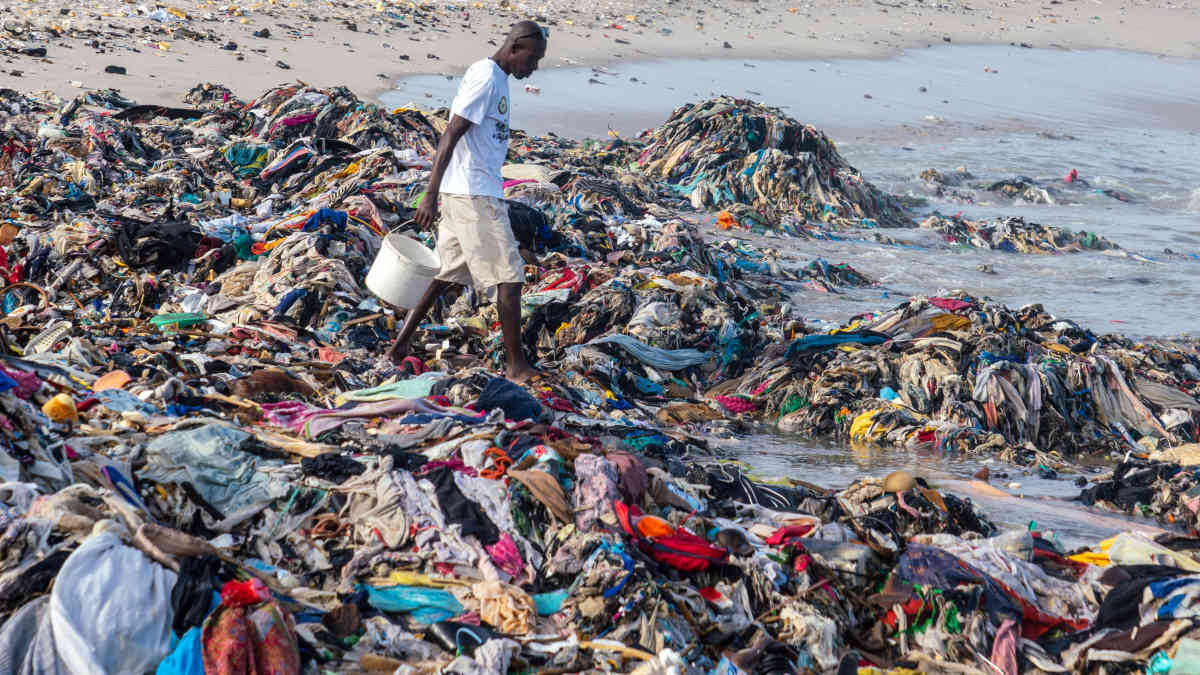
[{"xmin": 415, "ymin": 192, "xmax": 439, "ymax": 228}]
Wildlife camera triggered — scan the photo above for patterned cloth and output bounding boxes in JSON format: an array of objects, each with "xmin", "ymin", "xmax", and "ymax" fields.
[{"xmin": 202, "ymin": 599, "xmax": 301, "ymax": 675}]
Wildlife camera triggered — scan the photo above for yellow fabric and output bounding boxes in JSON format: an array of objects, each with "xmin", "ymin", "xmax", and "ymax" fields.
[
  {"xmin": 385, "ymin": 571, "xmax": 466, "ymax": 588},
  {"xmin": 850, "ymin": 409, "xmax": 882, "ymax": 442},
  {"xmin": 1067, "ymin": 551, "xmax": 1111, "ymax": 566},
  {"xmin": 930, "ymin": 314, "xmax": 972, "ymax": 332},
  {"xmin": 42, "ymin": 393, "xmax": 77, "ymax": 423}
]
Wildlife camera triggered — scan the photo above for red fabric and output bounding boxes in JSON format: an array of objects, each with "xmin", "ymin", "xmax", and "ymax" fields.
[
  {"xmin": 202, "ymin": 599, "xmax": 300, "ymax": 675},
  {"xmin": 713, "ymin": 395, "xmax": 756, "ymax": 414},
  {"xmin": 220, "ymin": 578, "xmax": 270, "ymax": 608},
  {"xmin": 614, "ymin": 500, "xmax": 729, "ymax": 572},
  {"xmin": 401, "ymin": 356, "xmax": 428, "ymax": 375},
  {"xmin": 929, "ymin": 297, "xmax": 973, "ymax": 312},
  {"xmin": 883, "ymin": 595, "xmax": 930, "ymax": 629},
  {"xmin": 536, "ymin": 390, "xmax": 578, "ymax": 412},
  {"xmin": 766, "ymin": 524, "xmax": 814, "ymax": 547},
  {"xmin": 75, "ymin": 397, "xmax": 100, "ymax": 412}
]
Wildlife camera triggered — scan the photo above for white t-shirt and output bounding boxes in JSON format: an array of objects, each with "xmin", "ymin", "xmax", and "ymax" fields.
[{"xmin": 439, "ymin": 59, "xmax": 510, "ymax": 198}]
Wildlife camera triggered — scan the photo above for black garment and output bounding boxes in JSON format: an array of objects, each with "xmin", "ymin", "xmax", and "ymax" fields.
[
  {"xmin": 700, "ymin": 463, "xmax": 810, "ymax": 511},
  {"xmin": 507, "ymin": 200, "xmax": 548, "ymax": 252},
  {"xmin": 1094, "ymin": 565, "xmax": 1189, "ymax": 631},
  {"xmin": 114, "ymin": 218, "xmax": 202, "ymax": 270},
  {"xmin": 0, "ymin": 550, "xmax": 69, "ymax": 614},
  {"xmin": 426, "ymin": 466, "xmax": 500, "ymax": 546},
  {"xmin": 476, "ymin": 377, "xmax": 542, "ymax": 422},
  {"xmin": 1077, "ymin": 461, "xmax": 1180, "ymax": 507},
  {"xmin": 171, "ymin": 555, "xmax": 227, "ymax": 635},
  {"xmin": 301, "ymin": 453, "xmax": 367, "ymax": 484}
]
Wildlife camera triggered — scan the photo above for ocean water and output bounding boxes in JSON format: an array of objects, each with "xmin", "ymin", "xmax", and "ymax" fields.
[{"xmin": 387, "ymin": 46, "xmax": 1200, "ymax": 541}]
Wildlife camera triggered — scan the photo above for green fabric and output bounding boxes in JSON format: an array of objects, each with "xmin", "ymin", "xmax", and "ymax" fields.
[
  {"xmin": 232, "ymin": 231, "xmax": 259, "ymax": 261},
  {"xmin": 335, "ymin": 372, "xmax": 444, "ymax": 405},
  {"xmin": 223, "ymin": 143, "xmax": 269, "ymax": 178}
]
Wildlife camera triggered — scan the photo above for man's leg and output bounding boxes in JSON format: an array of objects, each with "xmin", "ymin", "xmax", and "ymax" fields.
[
  {"xmin": 496, "ymin": 282, "xmax": 538, "ymax": 383},
  {"xmin": 386, "ymin": 278, "xmax": 454, "ymax": 364}
]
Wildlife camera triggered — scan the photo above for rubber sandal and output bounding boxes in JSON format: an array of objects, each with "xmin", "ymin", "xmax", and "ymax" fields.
[
  {"xmin": 24, "ymin": 319, "xmax": 71, "ymax": 355},
  {"xmin": 427, "ymin": 621, "xmax": 497, "ymax": 655}
]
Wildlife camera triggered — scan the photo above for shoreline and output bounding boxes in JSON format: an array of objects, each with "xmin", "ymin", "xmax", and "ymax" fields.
[{"xmin": 2, "ymin": 0, "xmax": 1198, "ymax": 108}]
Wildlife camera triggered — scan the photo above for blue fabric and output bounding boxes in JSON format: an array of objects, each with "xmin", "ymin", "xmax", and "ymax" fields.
[
  {"xmin": 632, "ymin": 376, "xmax": 663, "ymax": 396},
  {"xmin": 583, "ymin": 334, "xmax": 710, "ymax": 371},
  {"xmin": 1158, "ymin": 594, "xmax": 1189, "ymax": 620},
  {"xmin": 155, "ymin": 626, "xmax": 203, "ymax": 675},
  {"xmin": 274, "ymin": 288, "xmax": 308, "ymax": 317},
  {"xmin": 533, "ymin": 589, "xmax": 569, "ymax": 615},
  {"xmin": 165, "ymin": 403, "xmax": 206, "ymax": 417},
  {"xmin": 784, "ymin": 332, "xmax": 889, "ymax": 358},
  {"xmin": 0, "ymin": 369, "xmax": 16, "ymax": 393},
  {"xmin": 395, "ymin": 412, "xmax": 485, "ymax": 425},
  {"xmin": 97, "ymin": 388, "xmax": 160, "ymax": 415},
  {"xmin": 302, "ymin": 208, "xmax": 348, "ymax": 232},
  {"xmin": 477, "ymin": 377, "xmax": 542, "ymax": 421},
  {"xmin": 1149, "ymin": 577, "xmax": 1200, "ymax": 599},
  {"xmin": 359, "ymin": 584, "xmax": 463, "ymax": 624}
]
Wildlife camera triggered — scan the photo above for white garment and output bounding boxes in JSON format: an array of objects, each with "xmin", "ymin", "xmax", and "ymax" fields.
[{"xmin": 441, "ymin": 59, "xmax": 510, "ymax": 198}]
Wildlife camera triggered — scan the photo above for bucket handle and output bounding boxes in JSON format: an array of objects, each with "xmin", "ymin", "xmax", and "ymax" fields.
[{"xmin": 388, "ymin": 218, "xmax": 418, "ymax": 236}]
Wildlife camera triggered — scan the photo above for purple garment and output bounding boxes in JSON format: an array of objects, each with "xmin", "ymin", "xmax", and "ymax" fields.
[
  {"xmin": 303, "ymin": 398, "xmax": 445, "ymax": 439},
  {"xmin": 606, "ymin": 451, "xmax": 648, "ymax": 506},
  {"xmin": 418, "ymin": 457, "xmax": 477, "ymax": 477},
  {"xmin": 260, "ymin": 400, "xmax": 322, "ymax": 433},
  {"xmin": 485, "ymin": 532, "xmax": 525, "ymax": 579},
  {"xmin": 572, "ymin": 454, "xmax": 619, "ymax": 533},
  {"xmin": 991, "ymin": 618, "xmax": 1018, "ymax": 675}
]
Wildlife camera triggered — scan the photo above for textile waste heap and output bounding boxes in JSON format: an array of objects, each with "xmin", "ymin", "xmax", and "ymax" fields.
[{"xmin": 0, "ymin": 81, "xmax": 1199, "ymax": 675}]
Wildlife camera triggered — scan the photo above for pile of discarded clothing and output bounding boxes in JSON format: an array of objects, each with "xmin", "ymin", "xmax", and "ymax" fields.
[
  {"xmin": 920, "ymin": 213, "xmax": 1121, "ymax": 253},
  {"xmin": 1078, "ymin": 445, "xmax": 1200, "ymax": 530},
  {"xmin": 714, "ymin": 295, "xmax": 1200, "ymax": 463},
  {"xmin": 631, "ymin": 96, "xmax": 912, "ymax": 229},
  {"xmin": 3, "ymin": 80, "xmax": 1200, "ymax": 675}
]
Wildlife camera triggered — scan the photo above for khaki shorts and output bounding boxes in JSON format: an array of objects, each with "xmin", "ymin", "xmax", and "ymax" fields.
[{"xmin": 434, "ymin": 194, "xmax": 525, "ymax": 289}]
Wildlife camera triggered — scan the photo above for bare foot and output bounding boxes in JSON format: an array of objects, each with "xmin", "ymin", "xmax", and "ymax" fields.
[
  {"xmin": 506, "ymin": 363, "xmax": 540, "ymax": 385},
  {"xmin": 386, "ymin": 340, "xmax": 410, "ymax": 366}
]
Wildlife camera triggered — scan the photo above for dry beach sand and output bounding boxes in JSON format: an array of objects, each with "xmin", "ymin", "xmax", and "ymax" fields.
[{"xmin": 1, "ymin": 0, "xmax": 1199, "ymax": 109}]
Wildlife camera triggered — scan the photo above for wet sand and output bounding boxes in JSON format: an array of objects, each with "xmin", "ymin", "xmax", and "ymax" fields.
[{"xmin": 0, "ymin": 0, "xmax": 1198, "ymax": 106}]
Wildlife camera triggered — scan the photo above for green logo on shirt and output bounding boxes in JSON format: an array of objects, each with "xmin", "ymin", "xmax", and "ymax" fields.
[{"xmin": 498, "ymin": 96, "xmax": 508, "ymax": 115}]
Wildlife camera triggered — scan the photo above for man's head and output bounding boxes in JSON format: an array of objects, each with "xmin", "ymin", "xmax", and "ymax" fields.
[{"xmin": 495, "ymin": 20, "xmax": 547, "ymax": 79}]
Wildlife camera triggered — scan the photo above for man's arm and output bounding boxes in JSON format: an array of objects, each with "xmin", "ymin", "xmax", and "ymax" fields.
[{"xmin": 415, "ymin": 114, "xmax": 474, "ymax": 228}]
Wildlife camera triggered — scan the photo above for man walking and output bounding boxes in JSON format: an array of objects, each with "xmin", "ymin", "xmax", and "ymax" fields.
[{"xmin": 386, "ymin": 21, "xmax": 547, "ymax": 383}]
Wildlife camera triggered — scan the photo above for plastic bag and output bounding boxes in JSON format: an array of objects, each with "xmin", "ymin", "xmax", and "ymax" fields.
[{"xmin": 50, "ymin": 529, "xmax": 177, "ymax": 673}]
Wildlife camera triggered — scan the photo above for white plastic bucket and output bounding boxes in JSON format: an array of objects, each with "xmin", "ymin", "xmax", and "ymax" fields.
[{"xmin": 365, "ymin": 233, "xmax": 441, "ymax": 310}]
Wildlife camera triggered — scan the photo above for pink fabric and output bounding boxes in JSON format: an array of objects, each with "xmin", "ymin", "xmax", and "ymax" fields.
[
  {"xmin": 991, "ymin": 618, "xmax": 1019, "ymax": 675},
  {"xmin": 895, "ymin": 490, "xmax": 921, "ymax": 519},
  {"xmin": 485, "ymin": 532, "xmax": 525, "ymax": 579},
  {"xmin": 713, "ymin": 395, "xmax": 756, "ymax": 414},
  {"xmin": 417, "ymin": 457, "xmax": 477, "ymax": 477},
  {"xmin": 1, "ymin": 367, "xmax": 41, "ymax": 399},
  {"xmin": 401, "ymin": 356, "xmax": 428, "ymax": 375},
  {"xmin": 303, "ymin": 398, "xmax": 446, "ymax": 439},
  {"xmin": 260, "ymin": 400, "xmax": 322, "ymax": 433},
  {"xmin": 277, "ymin": 112, "xmax": 317, "ymax": 128},
  {"xmin": 930, "ymin": 297, "xmax": 973, "ymax": 312},
  {"xmin": 502, "ymin": 179, "xmax": 537, "ymax": 189}
]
